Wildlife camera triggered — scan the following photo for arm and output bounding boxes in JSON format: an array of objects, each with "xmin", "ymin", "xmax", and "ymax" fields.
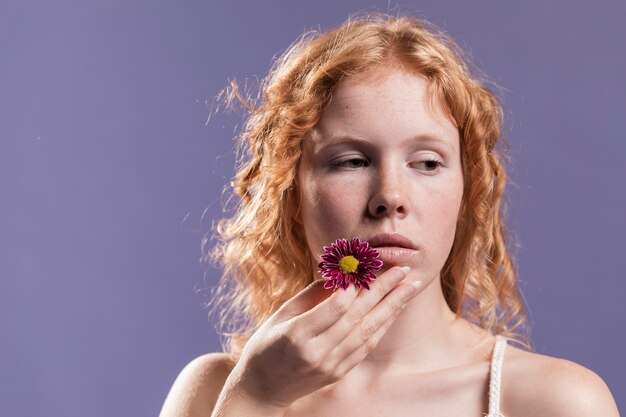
[{"xmin": 210, "ymin": 370, "xmax": 288, "ymax": 417}]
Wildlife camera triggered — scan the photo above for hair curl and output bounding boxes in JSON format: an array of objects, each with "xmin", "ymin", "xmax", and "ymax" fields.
[{"xmin": 204, "ymin": 13, "xmax": 531, "ymax": 358}]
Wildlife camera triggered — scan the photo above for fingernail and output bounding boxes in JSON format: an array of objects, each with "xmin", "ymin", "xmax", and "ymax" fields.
[
  {"xmin": 410, "ymin": 280, "xmax": 422, "ymax": 289},
  {"xmin": 400, "ymin": 266, "xmax": 411, "ymax": 274}
]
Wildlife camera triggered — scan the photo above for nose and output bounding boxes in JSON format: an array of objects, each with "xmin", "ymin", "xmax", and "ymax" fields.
[{"xmin": 367, "ymin": 164, "xmax": 408, "ymax": 219}]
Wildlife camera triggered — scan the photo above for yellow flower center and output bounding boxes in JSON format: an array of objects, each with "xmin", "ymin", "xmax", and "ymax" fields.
[{"xmin": 339, "ymin": 255, "xmax": 359, "ymax": 273}]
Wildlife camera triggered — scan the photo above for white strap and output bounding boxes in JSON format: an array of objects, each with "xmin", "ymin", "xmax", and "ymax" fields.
[{"xmin": 487, "ymin": 335, "xmax": 507, "ymax": 417}]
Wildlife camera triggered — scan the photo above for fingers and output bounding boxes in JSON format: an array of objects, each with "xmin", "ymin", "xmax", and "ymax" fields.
[
  {"xmin": 331, "ymin": 284, "xmax": 417, "ymax": 376},
  {"xmin": 329, "ymin": 279, "xmax": 420, "ymax": 364},
  {"xmin": 296, "ymin": 266, "xmax": 412, "ymax": 338},
  {"xmin": 291, "ymin": 282, "xmax": 360, "ymax": 334},
  {"xmin": 315, "ymin": 268, "xmax": 419, "ymax": 350},
  {"xmin": 274, "ymin": 278, "xmax": 354, "ymax": 321}
]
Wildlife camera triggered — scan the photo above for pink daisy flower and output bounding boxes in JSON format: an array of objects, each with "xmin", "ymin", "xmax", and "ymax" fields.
[{"xmin": 317, "ymin": 237, "xmax": 383, "ymax": 291}]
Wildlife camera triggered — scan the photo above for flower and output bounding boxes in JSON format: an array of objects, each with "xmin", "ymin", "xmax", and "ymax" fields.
[{"xmin": 317, "ymin": 237, "xmax": 383, "ymax": 290}]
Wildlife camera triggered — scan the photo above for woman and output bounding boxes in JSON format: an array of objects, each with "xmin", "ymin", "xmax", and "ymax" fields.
[{"xmin": 160, "ymin": 14, "xmax": 619, "ymax": 417}]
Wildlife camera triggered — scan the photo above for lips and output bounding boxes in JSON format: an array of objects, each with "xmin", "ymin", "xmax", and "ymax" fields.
[
  {"xmin": 367, "ymin": 233, "xmax": 418, "ymax": 266},
  {"xmin": 368, "ymin": 233, "xmax": 417, "ymax": 250}
]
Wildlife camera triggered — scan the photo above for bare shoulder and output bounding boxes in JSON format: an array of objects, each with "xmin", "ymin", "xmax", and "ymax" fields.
[
  {"xmin": 159, "ymin": 352, "xmax": 237, "ymax": 417},
  {"xmin": 501, "ymin": 345, "xmax": 620, "ymax": 417}
]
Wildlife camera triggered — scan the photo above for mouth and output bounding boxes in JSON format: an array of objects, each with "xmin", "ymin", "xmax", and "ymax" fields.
[
  {"xmin": 367, "ymin": 233, "xmax": 418, "ymax": 266},
  {"xmin": 367, "ymin": 233, "xmax": 417, "ymax": 250}
]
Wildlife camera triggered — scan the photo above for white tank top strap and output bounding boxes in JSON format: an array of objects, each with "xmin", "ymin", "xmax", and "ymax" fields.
[{"xmin": 485, "ymin": 335, "xmax": 507, "ymax": 417}]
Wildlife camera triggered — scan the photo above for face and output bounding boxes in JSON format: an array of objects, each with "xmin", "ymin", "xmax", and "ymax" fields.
[{"xmin": 296, "ymin": 67, "xmax": 464, "ymax": 285}]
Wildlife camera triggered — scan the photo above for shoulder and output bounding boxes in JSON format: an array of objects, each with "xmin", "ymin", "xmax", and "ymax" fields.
[
  {"xmin": 159, "ymin": 352, "xmax": 237, "ymax": 417},
  {"xmin": 501, "ymin": 345, "xmax": 619, "ymax": 417}
]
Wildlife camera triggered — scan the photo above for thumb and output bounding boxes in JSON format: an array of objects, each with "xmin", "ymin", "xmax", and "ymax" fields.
[{"xmin": 276, "ymin": 279, "xmax": 353, "ymax": 320}]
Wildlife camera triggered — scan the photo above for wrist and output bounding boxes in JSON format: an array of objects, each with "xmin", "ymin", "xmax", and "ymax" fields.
[
  {"xmin": 233, "ymin": 384, "xmax": 288, "ymax": 415},
  {"xmin": 213, "ymin": 368, "xmax": 289, "ymax": 417},
  {"xmin": 212, "ymin": 383, "xmax": 287, "ymax": 417},
  {"xmin": 232, "ymin": 371, "xmax": 291, "ymax": 408}
]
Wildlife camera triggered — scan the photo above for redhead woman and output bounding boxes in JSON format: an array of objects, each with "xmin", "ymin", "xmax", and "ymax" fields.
[{"xmin": 159, "ymin": 14, "xmax": 619, "ymax": 417}]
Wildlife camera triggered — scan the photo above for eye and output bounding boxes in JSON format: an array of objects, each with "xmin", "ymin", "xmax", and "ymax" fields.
[
  {"xmin": 410, "ymin": 158, "xmax": 445, "ymax": 172},
  {"xmin": 333, "ymin": 157, "xmax": 370, "ymax": 169}
]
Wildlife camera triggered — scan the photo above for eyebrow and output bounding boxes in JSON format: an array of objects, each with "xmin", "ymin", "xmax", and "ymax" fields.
[{"xmin": 313, "ymin": 132, "xmax": 456, "ymax": 153}]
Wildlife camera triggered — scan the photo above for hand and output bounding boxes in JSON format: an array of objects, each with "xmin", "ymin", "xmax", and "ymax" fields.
[{"xmin": 227, "ymin": 266, "xmax": 421, "ymax": 409}]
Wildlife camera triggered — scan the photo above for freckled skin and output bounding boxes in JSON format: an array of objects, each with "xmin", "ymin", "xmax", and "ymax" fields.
[{"xmin": 297, "ymin": 67, "xmax": 464, "ymax": 286}]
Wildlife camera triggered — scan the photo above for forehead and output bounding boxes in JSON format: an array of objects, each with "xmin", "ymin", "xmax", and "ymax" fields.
[
  {"xmin": 327, "ymin": 68, "xmax": 450, "ymax": 121},
  {"xmin": 306, "ymin": 68, "xmax": 459, "ymax": 151}
]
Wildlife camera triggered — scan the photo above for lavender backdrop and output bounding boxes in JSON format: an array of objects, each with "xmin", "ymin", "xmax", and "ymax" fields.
[{"xmin": 1, "ymin": 1, "xmax": 624, "ymax": 416}]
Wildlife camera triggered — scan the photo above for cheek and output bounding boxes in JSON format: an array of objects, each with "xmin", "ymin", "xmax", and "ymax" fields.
[
  {"xmin": 424, "ymin": 181, "xmax": 464, "ymax": 250},
  {"xmin": 300, "ymin": 176, "xmax": 364, "ymax": 244}
]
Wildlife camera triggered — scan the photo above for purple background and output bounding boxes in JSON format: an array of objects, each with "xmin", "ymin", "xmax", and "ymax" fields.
[{"xmin": 1, "ymin": 1, "xmax": 624, "ymax": 415}]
